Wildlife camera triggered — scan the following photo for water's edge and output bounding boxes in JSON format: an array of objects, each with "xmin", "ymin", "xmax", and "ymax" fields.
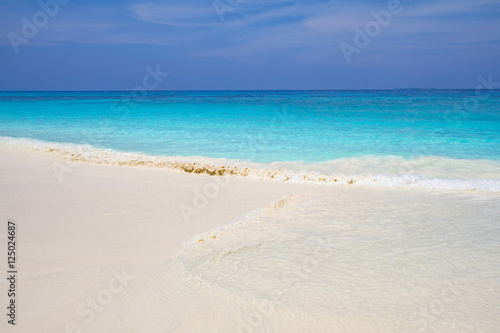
[{"xmin": 2, "ymin": 136, "xmax": 500, "ymax": 192}]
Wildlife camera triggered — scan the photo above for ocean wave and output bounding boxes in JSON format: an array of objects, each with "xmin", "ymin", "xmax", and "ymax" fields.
[{"xmin": 2, "ymin": 136, "xmax": 500, "ymax": 192}]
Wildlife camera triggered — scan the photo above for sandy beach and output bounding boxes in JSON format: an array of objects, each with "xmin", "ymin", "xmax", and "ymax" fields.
[
  {"xmin": 0, "ymin": 144, "xmax": 315, "ymax": 276},
  {"xmin": 1, "ymin": 143, "xmax": 499, "ymax": 332},
  {"xmin": 0, "ymin": 143, "xmax": 313, "ymax": 332}
]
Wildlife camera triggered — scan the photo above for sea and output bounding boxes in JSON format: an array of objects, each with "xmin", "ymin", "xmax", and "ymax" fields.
[{"xmin": 1, "ymin": 90, "xmax": 499, "ymax": 332}]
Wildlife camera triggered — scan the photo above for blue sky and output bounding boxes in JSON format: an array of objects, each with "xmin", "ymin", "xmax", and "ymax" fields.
[{"xmin": 0, "ymin": 0, "xmax": 499, "ymax": 90}]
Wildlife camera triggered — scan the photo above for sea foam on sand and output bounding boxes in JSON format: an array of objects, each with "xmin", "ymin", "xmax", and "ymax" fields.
[{"xmin": 2, "ymin": 136, "xmax": 500, "ymax": 192}]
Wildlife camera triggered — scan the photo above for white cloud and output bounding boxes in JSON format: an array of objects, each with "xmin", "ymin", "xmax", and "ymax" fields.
[{"xmin": 128, "ymin": 2, "xmax": 217, "ymax": 27}]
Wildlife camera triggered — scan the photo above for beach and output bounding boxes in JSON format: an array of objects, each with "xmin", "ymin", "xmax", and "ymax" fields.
[
  {"xmin": 0, "ymin": 143, "xmax": 313, "ymax": 331},
  {"xmin": 0, "ymin": 88, "xmax": 499, "ymax": 333},
  {"xmin": 1, "ymin": 142, "xmax": 499, "ymax": 332},
  {"xmin": 2, "ymin": 0, "xmax": 499, "ymax": 330},
  {"xmin": 0, "ymin": 143, "xmax": 315, "ymax": 274}
]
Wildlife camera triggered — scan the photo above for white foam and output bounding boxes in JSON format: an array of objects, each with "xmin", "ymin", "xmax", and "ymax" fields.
[{"xmin": 2, "ymin": 136, "xmax": 500, "ymax": 192}]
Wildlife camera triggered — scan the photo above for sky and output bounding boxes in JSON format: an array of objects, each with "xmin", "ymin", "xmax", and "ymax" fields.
[{"xmin": 0, "ymin": 0, "xmax": 499, "ymax": 90}]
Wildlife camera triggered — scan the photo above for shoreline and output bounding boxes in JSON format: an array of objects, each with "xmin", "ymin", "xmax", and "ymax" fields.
[
  {"xmin": 2, "ymin": 141, "xmax": 499, "ymax": 277},
  {"xmin": 2, "ymin": 136, "xmax": 500, "ymax": 192}
]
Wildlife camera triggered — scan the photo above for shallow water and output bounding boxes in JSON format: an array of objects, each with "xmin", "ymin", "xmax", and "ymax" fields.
[{"xmin": 14, "ymin": 187, "xmax": 498, "ymax": 332}]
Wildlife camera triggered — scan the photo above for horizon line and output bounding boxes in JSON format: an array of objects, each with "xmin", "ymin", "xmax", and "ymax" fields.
[{"xmin": 1, "ymin": 88, "xmax": 498, "ymax": 93}]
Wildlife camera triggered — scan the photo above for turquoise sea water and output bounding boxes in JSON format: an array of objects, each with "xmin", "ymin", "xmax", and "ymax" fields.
[{"xmin": 1, "ymin": 90, "xmax": 499, "ymax": 190}]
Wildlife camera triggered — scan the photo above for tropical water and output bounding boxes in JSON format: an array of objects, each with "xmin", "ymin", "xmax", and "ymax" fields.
[{"xmin": 1, "ymin": 90, "xmax": 499, "ymax": 191}]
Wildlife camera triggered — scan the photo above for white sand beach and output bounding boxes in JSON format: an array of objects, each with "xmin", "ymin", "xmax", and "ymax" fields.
[
  {"xmin": 0, "ymin": 144, "xmax": 314, "ymax": 275},
  {"xmin": 0, "ymin": 143, "xmax": 499, "ymax": 332}
]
